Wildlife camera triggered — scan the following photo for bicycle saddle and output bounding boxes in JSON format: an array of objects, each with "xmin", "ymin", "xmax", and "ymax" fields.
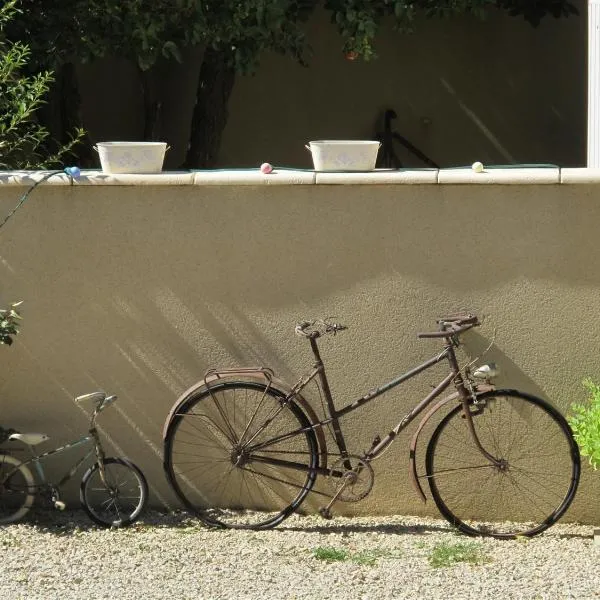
[{"xmin": 9, "ymin": 432, "xmax": 49, "ymax": 446}]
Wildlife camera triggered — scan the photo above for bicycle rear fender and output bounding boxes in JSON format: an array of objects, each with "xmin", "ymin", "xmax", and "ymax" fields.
[
  {"xmin": 409, "ymin": 384, "xmax": 494, "ymax": 503},
  {"xmin": 162, "ymin": 368, "xmax": 328, "ymax": 469}
]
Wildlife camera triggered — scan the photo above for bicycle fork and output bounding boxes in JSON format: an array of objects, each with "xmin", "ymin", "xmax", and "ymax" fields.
[
  {"xmin": 90, "ymin": 428, "xmax": 110, "ymax": 488},
  {"xmin": 407, "ymin": 378, "xmax": 499, "ymax": 503}
]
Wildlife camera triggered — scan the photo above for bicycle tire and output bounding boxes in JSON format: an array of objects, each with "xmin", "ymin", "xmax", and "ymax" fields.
[
  {"xmin": 80, "ymin": 457, "xmax": 148, "ymax": 527},
  {"xmin": 426, "ymin": 389, "xmax": 580, "ymax": 539},
  {"xmin": 164, "ymin": 380, "xmax": 319, "ymax": 529},
  {"xmin": 0, "ymin": 453, "xmax": 35, "ymax": 524}
]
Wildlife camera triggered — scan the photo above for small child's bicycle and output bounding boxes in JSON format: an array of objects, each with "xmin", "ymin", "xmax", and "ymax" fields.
[
  {"xmin": 0, "ymin": 391, "xmax": 148, "ymax": 527},
  {"xmin": 1, "ymin": 167, "xmax": 147, "ymax": 527}
]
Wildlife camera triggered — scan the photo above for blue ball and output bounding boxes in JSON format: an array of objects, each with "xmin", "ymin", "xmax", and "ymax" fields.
[{"xmin": 65, "ymin": 166, "xmax": 81, "ymax": 179}]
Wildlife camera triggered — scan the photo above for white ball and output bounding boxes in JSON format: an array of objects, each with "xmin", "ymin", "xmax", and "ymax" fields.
[{"xmin": 472, "ymin": 161, "xmax": 484, "ymax": 173}]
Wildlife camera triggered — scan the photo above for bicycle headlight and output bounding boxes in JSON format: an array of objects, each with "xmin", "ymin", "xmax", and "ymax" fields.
[{"xmin": 472, "ymin": 363, "xmax": 499, "ymax": 380}]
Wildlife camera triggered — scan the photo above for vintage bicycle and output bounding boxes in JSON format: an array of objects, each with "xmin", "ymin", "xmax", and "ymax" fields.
[
  {"xmin": 0, "ymin": 391, "xmax": 148, "ymax": 527},
  {"xmin": 162, "ymin": 313, "xmax": 580, "ymax": 538}
]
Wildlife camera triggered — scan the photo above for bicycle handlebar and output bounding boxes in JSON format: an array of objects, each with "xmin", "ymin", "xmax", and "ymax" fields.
[
  {"xmin": 75, "ymin": 391, "xmax": 117, "ymax": 412},
  {"xmin": 417, "ymin": 322, "xmax": 475, "ymax": 339},
  {"xmin": 295, "ymin": 313, "xmax": 478, "ymax": 340},
  {"xmin": 417, "ymin": 312, "xmax": 479, "ymax": 339},
  {"xmin": 295, "ymin": 319, "xmax": 347, "ymax": 339}
]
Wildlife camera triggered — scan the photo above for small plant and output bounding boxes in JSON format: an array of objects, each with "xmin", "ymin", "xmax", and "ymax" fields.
[
  {"xmin": 352, "ymin": 549, "xmax": 400, "ymax": 566},
  {"xmin": 0, "ymin": 534, "xmax": 21, "ymax": 548},
  {"xmin": 0, "ymin": 301, "xmax": 22, "ymax": 345},
  {"xmin": 312, "ymin": 546, "xmax": 349, "ymax": 563},
  {"xmin": 312, "ymin": 546, "xmax": 401, "ymax": 566},
  {"xmin": 427, "ymin": 541, "xmax": 489, "ymax": 568},
  {"xmin": 568, "ymin": 379, "xmax": 600, "ymax": 470}
]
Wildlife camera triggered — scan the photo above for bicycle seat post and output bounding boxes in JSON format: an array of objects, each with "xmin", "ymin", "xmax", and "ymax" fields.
[
  {"xmin": 307, "ymin": 336, "xmax": 334, "ymax": 405},
  {"xmin": 307, "ymin": 331, "xmax": 352, "ymax": 477},
  {"xmin": 308, "ymin": 336, "xmax": 323, "ymax": 366}
]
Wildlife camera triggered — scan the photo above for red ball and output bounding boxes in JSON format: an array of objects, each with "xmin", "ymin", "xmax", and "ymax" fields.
[{"xmin": 260, "ymin": 162, "xmax": 273, "ymax": 174}]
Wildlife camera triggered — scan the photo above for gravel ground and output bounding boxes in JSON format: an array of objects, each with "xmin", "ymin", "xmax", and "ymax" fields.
[{"xmin": 0, "ymin": 511, "xmax": 598, "ymax": 600}]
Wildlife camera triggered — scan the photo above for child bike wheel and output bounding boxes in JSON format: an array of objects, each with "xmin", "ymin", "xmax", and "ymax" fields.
[
  {"xmin": 80, "ymin": 457, "xmax": 148, "ymax": 527},
  {"xmin": 0, "ymin": 454, "xmax": 35, "ymax": 524}
]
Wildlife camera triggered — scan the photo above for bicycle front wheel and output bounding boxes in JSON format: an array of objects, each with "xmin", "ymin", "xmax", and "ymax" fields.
[
  {"xmin": 426, "ymin": 389, "xmax": 580, "ymax": 538},
  {"xmin": 80, "ymin": 457, "xmax": 148, "ymax": 527},
  {"xmin": 164, "ymin": 381, "xmax": 319, "ymax": 529},
  {"xmin": 0, "ymin": 454, "xmax": 35, "ymax": 524}
]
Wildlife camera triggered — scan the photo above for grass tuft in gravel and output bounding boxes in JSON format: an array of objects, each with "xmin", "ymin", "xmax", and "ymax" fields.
[
  {"xmin": 312, "ymin": 546, "xmax": 402, "ymax": 566},
  {"xmin": 313, "ymin": 546, "xmax": 349, "ymax": 562},
  {"xmin": 428, "ymin": 541, "xmax": 490, "ymax": 568}
]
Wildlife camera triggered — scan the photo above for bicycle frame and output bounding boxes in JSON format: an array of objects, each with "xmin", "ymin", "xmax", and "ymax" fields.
[
  {"xmin": 241, "ymin": 333, "xmax": 496, "ymax": 503},
  {"xmin": 8, "ymin": 426, "xmax": 106, "ymax": 494}
]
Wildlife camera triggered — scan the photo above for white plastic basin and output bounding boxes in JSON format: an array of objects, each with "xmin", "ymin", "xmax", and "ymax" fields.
[
  {"xmin": 95, "ymin": 142, "xmax": 168, "ymax": 174},
  {"xmin": 306, "ymin": 140, "xmax": 380, "ymax": 171}
]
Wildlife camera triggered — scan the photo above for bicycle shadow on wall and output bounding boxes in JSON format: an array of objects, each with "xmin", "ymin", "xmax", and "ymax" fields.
[
  {"xmin": 460, "ymin": 326, "xmax": 600, "ymax": 522},
  {"xmin": 461, "ymin": 329, "xmax": 549, "ymax": 403}
]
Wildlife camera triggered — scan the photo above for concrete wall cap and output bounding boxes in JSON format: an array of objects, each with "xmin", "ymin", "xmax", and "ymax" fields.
[
  {"xmin": 11, "ymin": 167, "xmax": 600, "ymax": 186},
  {"xmin": 315, "ymin": 169, "xmax": 438, "ymax": 184},
  {"xmin": 192, "ymin": 169, "xmax": 316, "ymax": 185},
  {"xmin": 74, "ymin": 171, "xmax": 195, "ymax": 186},
  {"xmin": 0, "ymin": 170, "xmax": 195, "ymax": 186},
  {"xmin": 560, "ymin": 168, "xmax": 600, "ymax": 183},
  {"xmin": 438, "ymin": 167, "xmax": 560, "ymax": 184}
]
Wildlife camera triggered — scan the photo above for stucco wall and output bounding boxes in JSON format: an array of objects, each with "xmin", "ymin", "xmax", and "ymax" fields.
[
  {"xmin": 0, "ymin": 167, "xmax": 598, "ymax": 524},
  {"xmin": 76, "ymin": 7, "xmax": 586, "ymax": 170}
]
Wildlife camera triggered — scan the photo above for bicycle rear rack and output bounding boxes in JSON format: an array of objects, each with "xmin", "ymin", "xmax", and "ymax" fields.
[{"xmin": 203, "ymin": 367, "xmax": 275, "ymax": 387}]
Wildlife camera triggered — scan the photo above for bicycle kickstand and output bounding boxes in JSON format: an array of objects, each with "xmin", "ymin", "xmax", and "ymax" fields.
[
  {"xmin": 50, "ymin": 487, "xmax": 66, "ymax": 511},
  {"xmin": 318, "ymin": 474, "xmax": 353, "ymax": 520}
]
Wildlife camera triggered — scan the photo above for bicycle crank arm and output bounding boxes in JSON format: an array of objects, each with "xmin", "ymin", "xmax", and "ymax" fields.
[{"xmin": 318, "ymin": 476, "xmax": 352, "ymax": 520}]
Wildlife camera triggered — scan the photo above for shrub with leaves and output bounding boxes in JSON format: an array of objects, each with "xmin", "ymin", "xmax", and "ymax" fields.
[
  {"xmin": 0, "ymin": 0, "xmax": 83, "ymax": 169},
  {"xmin": 568, "ymin": 379, "xmax": 600, "ymax": 470},
  {"xmin": 0, "ymin": 301, "xmax": 22, "ymax": 346}
]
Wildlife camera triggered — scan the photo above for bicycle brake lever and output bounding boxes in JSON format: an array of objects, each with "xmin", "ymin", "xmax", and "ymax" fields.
[{"xmin": 326, "ymin": 322, "xmax": 347, "ymax": 335}]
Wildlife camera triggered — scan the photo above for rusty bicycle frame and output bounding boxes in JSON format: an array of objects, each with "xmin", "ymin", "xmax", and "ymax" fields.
[{"xmin": 204, "ymin": 314, "xmax": 498, "ymax": 512}]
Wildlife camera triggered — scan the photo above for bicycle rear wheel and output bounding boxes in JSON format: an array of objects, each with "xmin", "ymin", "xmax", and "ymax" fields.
[
  {"xmin": 0, "ymin": 454, "xmax": 35, "ymax": 524},
  {"xmin": 426, "ymin": 389, "xmax": 580, "ymax": 538},
  {"xmin": 164, "ymin": 381, "xmax": 319, "ymax": 529},
  {"xmin": 80, "ymin": 457, "xmax": 148, "ymax": 527}
]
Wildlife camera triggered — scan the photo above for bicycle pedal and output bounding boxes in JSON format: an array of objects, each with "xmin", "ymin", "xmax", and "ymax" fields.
[
  {"xmin": 318, "ymin": 507, "xmax": 333, "ymax": 520},
  {"xmin": 54, "ymin": 501, "xmax": 66, "ymax": 511}
]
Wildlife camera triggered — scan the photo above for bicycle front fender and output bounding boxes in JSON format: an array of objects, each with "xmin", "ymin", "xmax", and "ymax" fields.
[{"xmin": 408, "ymin": 384, "xmax": 495, "ymax": 503}]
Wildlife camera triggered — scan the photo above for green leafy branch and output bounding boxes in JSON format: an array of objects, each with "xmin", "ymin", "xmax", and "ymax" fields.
[
  {"xmin": 0, "ymin": 0, "xmax": 84, "ymax": 169},
  {"xmin": 568, "ymin": 379, "xmax": 600, "ymax": 470},
  {"xmin": 0, "ymin": 302, "xmax": 22, "ymax": 346}
]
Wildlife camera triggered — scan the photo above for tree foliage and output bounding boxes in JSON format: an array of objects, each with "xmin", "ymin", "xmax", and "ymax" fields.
[
  {"xmin": 3, "ymin": 0, "xmax": 580, "ymax": 166},
  {"xmin": 6, "ymin": 0, "xmax": 579, "ymax": 72},
  {"xmin": 324, "ymin": 0, "xmax": 579, "ymax": 59}
]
